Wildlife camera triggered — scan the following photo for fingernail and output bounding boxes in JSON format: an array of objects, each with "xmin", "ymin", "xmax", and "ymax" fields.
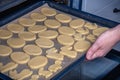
[{"xmin": 92, "ymin": 54, "xmax": 97, "ymax": 59}]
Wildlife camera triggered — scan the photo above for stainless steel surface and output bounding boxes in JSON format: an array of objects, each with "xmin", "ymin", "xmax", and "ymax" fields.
[{"xmin": 82, "ymin": 0, "xmax": 120, "ymax": 23}]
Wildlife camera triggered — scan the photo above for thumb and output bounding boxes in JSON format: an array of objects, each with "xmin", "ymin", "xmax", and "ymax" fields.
[{"xmin": 86, "ymin": 42, "xmax": 100, "ymax": 60}]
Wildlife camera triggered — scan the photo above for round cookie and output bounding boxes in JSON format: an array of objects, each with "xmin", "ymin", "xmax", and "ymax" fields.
[
  {"xmin": 18, "ymin": 32, "xmax": 36, "ymax": 41},
  {"xmin": 44, "ymin": 19, "xmax": 61, "ymax": 29},
  {"xmin": 55, "ymin": 14, "xmax": 72, "ymax": 23},
  {"xmin": 7, "ymin": 23, "xmax": 24, "ymax": 33},
  {"xmin": 58, "ymin": 26, "xmax": 75, "ymax": 36},
  {"xmin": 69, "ymin": 19, "xmax": 85, "ymax": 29},
  {"xmin": 0, "ymin": 29, "xmax": 13, "ymax": 39},
  {"xmin": 28, "ymin": 56, "xmax": 48, "ymax": 69},
  {"xmin": 18, "ymin": 18, "xmax": 36, "ymax": 27},
  {"xmin": 57, "ymin": 35, "xmax": 74, "ymax": 46},
  {"xmin": 76, "ymin": 27, "xmax": 89, "ymax": 35},
  {"xmin": 86, "ymin": 34, "xmax": 96, "ymax": 43},
  {"xmin": 74, "ymin": 40, "xmax": 91, "ymax": 52},
  {"xmin": 7, "ymin": 38, "xmax": 25, "ymax": 48},
  {"xmin": 38, "ymin": 30, "xmax": 58, "ymax": 39},
  {"xmin": 23, "ymin": 44, "xmax": 42, "ymax": 56},
  {"xmin": 84, "ymin": 22, "xmax": 98, "ymax": 30},
  {"xmin": 30, "ymin": 12, "xmax": 47, "ymax": 21},
  {"xmin": 35, "ymin": 38, "xmax": 54, "ymax": 48},
  {"xmin": 92, "ymin": 27, "xmax": 109, "ymax": 36},
  {"xmin": 28, "ymin": 25, "xmax": 47, "ymax": 33},
  {"xmin": 10, "ymin": 52, "xmax": 30, "ymax": 64},
  {"xmin": 73, "ymin": 33, "xmax": 85, "ymax": 41},
  {"xmin": 41, "ymin": 7, "xmax": 57, "ymax": 16},
  {"xmin": 0, "ymin": 45, "xmax": 12, "ymax": 56}
]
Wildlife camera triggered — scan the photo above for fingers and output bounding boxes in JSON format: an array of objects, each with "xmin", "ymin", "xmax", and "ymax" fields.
[{"xmin": 86, "ymin": 42, "xmax": 100, "ymax": 60}]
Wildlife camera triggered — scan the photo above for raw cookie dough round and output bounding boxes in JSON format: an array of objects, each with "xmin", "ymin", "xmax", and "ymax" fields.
[
  {"xmin": 76, "ymin": 27, "xmax": 89, "ymax": 35},
  {"xmin": 92, "ymin": 27, "xmax": 109, "ymax": 36},
  {"xmin": 7, "ymin": 23, "xmax": 24, "ymax": 33},
  {"xmin": 73, "ymin": 33, "xmax": 85, "ymax": 41},
  {"xmin": 41, "ymin": 7, "xmax": 57, "ymax": 16},
  {"xmin": 44, "ymin": 19, "xmax": 61, "ymax": 29},
  {"xmin": 74, "ymin": 40, "xmax": 91, "ymax": 52},
  {"xmin": 86, "ymin": 34, "xmax": 96, "ymax": 43},
  {"xmin": 35, "ymin": 38, "xmax": 54, "ymax": 48},
  {"xmin": 57, "ymin": 35, "xmax": 74, "ymax": 46},
  {"xmin": 18, "ymin": 18, "xmax": 36, "ymax": 27},
  {"xmin": 28, "ymin": 56, "xmax": 48, "ymax": 69},
  {"xmin": 38, "ymin": 30, "xmax": 58, "ymax": 39},
  {"xmin": 7, "ymin": 38, "xmax": 25, "ymax": 48},
  {"xmin": 23, "ymin": 44, "xmax": 42, "ymax": 56},
  {"xmin": 55, "ymin": 14, "xmax": 72, "ymax": 23},
  {"xmin": 58, "ymin": 26, "xmax": 75, "ymax": 36},
  {"xmin": 84, "ymin": 22, "xmax": 98, "ymax": 30},
  {"xmin": 0, "ymin": 29, "xmax": 13, "ymax": 39},
  {"xmin": 10, "ymin": 52, "xmax": 30, "ymax": 64},
  {"xmin": 30, "ymin": 12, "xmax": 47, "ymax": 21},
  {"xmin": 18, "ymin": 32, "xmax": 36, "ymax": 41},
  {"xmin": 0, "ymin": 45, "xmax": 12, "ymax": 56},
  {"xmin": 28, "ymin": 25, "xmax": 47, "ymax": 33},
  {"xmin": 69, "ymin": 19, "xmax": 85, "ymax": 29}
]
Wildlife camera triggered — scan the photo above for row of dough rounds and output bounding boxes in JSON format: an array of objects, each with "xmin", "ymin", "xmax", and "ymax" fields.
[{"xmin": 0, "ymin": 24, "xmax": 109, "ymax": 55}]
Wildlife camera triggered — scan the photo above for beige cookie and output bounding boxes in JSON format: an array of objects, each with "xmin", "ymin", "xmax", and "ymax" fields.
[
  {"xmin": 28, "ymin": 56, "xmax": 48, "ymax": 69},
  {"xmin": 69, "ymin": 19, "xmax": 85, "ymax": 29},
  {"xmin": 55, "ymin": 60, "xmax": 62, "ymax": 65},
  {"xmin": 38, "ymin": 30, "xmax": 58, "ymax": 39},
  {"xmin": 76, "ymin": 27, "xmax": 89, "ymax": 35},
  {"xmin": 55, "ymin": 14, "xmax": 72, "ymax": 23},
  {"xmin": 44, "ymin": 19, "xmax": 61, "ymax": 29},
  {"xmin": 0, "ymin": 45, "xmax": 12, "ymax": 56},
  {"xmin": 30, "ymin": 12, "xmax": 47, "ymax": 21},
  {"xmin": 46, "ymin": 47, "xmax": 58, "ymax": 54},
  {"xmin": 48, "ymin": 64, "xmax": 62, "ymax": 72},
  {"xmin": 23, "ymin": 44, "xmax": 42, "ymax": 56},
  {"xmin": 9, "ymin": 69, "xmax": 33, "ymax": 80},
  {"xmin": 60, "ymin": 50, "xmax": 77, "ymax": 58},
  {"xmin": 18, "ymin": 31, "xmax": 36, "ymax": 41},
  {"xmin": 58, "ymin": 26, "xmax": 75, "ymax": 36},
  {"xmin": 46, "ymin": 53, "xmax": 64, "ymax": 60},
  {"xmin": 30, "ymin": 75, "xmax": 39, "ymax": 80},
  {"xmin": 28, "ymin": 25, "xmax": 47, "ymax": 33},
  {"xmin": 0, "ymin": 29, "xmax": 13, "ymax": 39},
  {"xmin": 60, "ymin": 46, "xmax": 72, "ymax": 51},
  {"xmin": 0, "ymin": 62, "xmax": 18, "ymax": 73},
  {"xmin": 38, "ymin": 69, "xmax": 53, "ymax": 78},
  {"xmin": 73, "ymin": 33, "xmax": 85, "ymax": 41},
  {"xmin": 10, "ymin": 52, "xmax": 30, "ymax": 64},
  {"xmin": 35, "ymin": 38, "xmax": 54, "ymax": 48},
  {"xmin": 57, "ymin": 35, "xmax": 74, "ymax": 46},
  {"xmin": 92, "ymin": 27, "xmax": 109, "ymax": 36},
  {"xmin": 84, "ymin": 22, "xmax": 98, "ymax": 30},
  {"xmin": 86, "ymin": 34, "xmax": 96, "ymax": 43},
  {"xmin": 7, "ymin": 23, "xmax": 24, "ymax": 33},
  {"xmin": 74, "ymin": 40, "xmax": 91, "ymax": 52},
  {"xmin": 41, "ymin": 7, "xmax": 57, "ymax": 16},
  {"xmin": 18, "ymin": 18, "xmax": 36, "ymax": 27},
  {"xmin": 7, "ymin": 38, "xmax": 25, "ymax": 48}
]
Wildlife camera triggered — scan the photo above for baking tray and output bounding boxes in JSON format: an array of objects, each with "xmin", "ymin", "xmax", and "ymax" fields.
[{"xmin": 0, "ymin": 1, "xmax": 119, "ymax": 80}]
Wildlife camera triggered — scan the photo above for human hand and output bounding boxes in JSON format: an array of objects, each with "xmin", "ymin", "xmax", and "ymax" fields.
[{"xmin": 86, "ymin": 25, "xmax": 120, "ymax": 60}]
